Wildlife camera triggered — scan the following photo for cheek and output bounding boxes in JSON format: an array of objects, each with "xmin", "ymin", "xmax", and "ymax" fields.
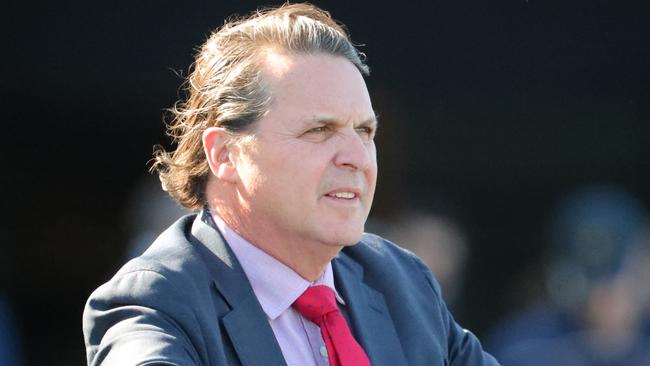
[
  {"xmin": 367, "ymin": 169, "xmax": 378, "ymax": 191},
  {"xmin": 367, "ymin": 147, "xmax": 378, "ymax": 184},
  {"xmin": 235, "ymin": 159, "xmax": 267, "ymax": 196},
  {"xmin": 288, "ymin": 147, "xmax": 332, "ymax": 179},
  {"xmin": 369, "ymin": 143, "xmax": 378, "ymax": 162},
  {"xmin": 263, "ymin": 142, "xmax": 336, "ymax": 198}
]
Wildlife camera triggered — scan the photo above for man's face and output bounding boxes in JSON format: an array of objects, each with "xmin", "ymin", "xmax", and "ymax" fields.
[{"xmin": 231, "ymin": 52, "xmax": 377, "ymax": 249}]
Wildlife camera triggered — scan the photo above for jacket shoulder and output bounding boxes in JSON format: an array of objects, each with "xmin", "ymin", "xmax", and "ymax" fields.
[
  {"xmin": 82, "ymin": 213, "xmax": 234, "ymax": 365},
  {"xmin": 343, "ymin": 233, "xmax": 445, "ymax": 298},
  {"xmin": 89, "ymin": 213, "xmax": 214, "ymax": 307}
]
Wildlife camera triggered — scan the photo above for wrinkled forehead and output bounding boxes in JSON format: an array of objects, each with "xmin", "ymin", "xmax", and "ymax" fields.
[{"xmin": 258, "ymin": 50, "xmax": 374, "ymax": 125}]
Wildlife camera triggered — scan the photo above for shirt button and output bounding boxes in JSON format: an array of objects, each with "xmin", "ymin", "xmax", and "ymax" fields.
[{"xmin": 320, "ymin": 346, "xmax": 328, "ymax": 358}]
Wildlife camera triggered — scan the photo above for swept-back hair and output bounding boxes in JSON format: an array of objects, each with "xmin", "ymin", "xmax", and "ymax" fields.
[{"xmin": 152, "ymin": 3, "xmax": 369, "ymax": 209}]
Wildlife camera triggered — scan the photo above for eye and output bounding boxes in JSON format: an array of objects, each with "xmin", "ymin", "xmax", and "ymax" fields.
[
  {"xmin": 307, "ymin": 126, "xmax": 328, "ymax": 134},
  {"xmin": 300, "ymin": 125, "xmax": 333, "ymax": 142},
  {"xmin": 355, "ymin": 126, "xmax": 376, "ymax": 141}
]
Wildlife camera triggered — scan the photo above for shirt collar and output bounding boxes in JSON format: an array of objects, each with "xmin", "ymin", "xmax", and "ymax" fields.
[{"xmin": 211, "ymin": 213, "xmax": 344, "ymax": 320}]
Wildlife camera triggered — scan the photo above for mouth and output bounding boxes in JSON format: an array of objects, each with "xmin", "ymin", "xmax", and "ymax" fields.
[
  {"xmin": 327, "ymin": 191, "xmax": 356, "ymax": 199},
  {"xmin": 324, "ymin": 188, "xmax": 361, "ymax": 201}
]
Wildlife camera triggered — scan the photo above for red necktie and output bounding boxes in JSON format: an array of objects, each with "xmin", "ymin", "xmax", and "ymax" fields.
[{"xmin": 293, "ymin": 285, "xmax": 371, "ymax": 366}]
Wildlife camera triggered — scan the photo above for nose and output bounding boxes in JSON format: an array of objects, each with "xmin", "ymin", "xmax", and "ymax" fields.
[{"xmin": 333, "ymin": 130, "xmax": 375, "ymax": 172}]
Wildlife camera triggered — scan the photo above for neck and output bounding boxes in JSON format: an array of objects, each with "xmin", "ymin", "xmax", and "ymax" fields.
[
  {"xmin": 257, "ymin": 238, "xmax": 340, "ymax": 281},
  {"xmin": 223, "ymin": 207, "xmax": 341, "ymax": 281},
  {"xmin": 206, "ymin": 186, "xmax": 341, "ymax": 282}
]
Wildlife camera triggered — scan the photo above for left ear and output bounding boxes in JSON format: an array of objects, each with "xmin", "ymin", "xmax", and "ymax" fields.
[{"xmin": 202, "ymin": 127, "xmax": 238, "ymax": 183}]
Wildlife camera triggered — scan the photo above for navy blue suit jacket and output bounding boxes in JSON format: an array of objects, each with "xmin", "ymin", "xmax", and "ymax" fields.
[{"xmin": 83, "ymin": 211, "xmax": 499, "ymax": 365}]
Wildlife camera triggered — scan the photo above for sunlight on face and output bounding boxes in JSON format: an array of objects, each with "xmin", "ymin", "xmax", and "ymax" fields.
[{"xmin": 232, "ymin": 51, "xmax": 377, "ymax": 250}]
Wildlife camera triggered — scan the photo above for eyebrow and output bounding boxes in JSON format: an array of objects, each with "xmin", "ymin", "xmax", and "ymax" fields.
[{"xmin": 306, "ymin": 112, "xmax": 379, "ymax": 129}]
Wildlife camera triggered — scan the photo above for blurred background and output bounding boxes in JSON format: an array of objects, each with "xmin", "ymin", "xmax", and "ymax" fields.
[{"xmin": 3, "ymin": 0, "xmax": 650, "ymax": 365}]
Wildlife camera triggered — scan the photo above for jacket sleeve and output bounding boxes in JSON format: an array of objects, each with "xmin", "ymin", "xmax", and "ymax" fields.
[
  {"xmin": 411, "ymin": 256, "xmax": 501, "ymax": 366},
  {"xmin": 82, "ymin": 269, "xmax": 203, "ymax": 366}
]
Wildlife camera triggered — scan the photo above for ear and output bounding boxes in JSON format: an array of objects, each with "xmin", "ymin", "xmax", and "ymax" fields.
[{"xmin": 202, "ymin": 127, "xmax": 238, "ymax": 183}]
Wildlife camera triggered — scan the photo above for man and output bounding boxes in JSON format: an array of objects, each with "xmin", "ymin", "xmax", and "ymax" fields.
[{"xmin": 83, "ymin": 4, "xmax": 500, "ymax": 365}]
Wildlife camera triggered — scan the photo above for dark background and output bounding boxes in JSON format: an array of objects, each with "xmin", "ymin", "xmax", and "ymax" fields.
[{"xmin": 3, "ymin": 1, "xmax": 649, "ymax": 364}]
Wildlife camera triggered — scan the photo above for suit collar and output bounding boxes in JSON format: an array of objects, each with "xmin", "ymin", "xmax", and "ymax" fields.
[
  {"xmin": 190, "ymin": 210, "xmax": 408, "ymax": 366},
  {"xmin": 189, "ymin": 210, "xmax": 288, "ymax": 366},
  {"xmin": 333, "ymin": 251, "xmax": 409, "ymax": 366}
]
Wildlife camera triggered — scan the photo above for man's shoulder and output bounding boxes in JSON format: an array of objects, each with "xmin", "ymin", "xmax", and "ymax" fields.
[
  {"xmin": 82, "ymin": 213, "xmax": 225, "ymax": 365},
  {"xmin": 118, "ymin": 213, "xmax": 200, "ymax": 276},
  {"xmin": 341, "ymin": 232, "xmax": 441, "ymax": 294},
  {"xmin": 89, "ymin": 213, "xmax": 213, "ymax": 306}
]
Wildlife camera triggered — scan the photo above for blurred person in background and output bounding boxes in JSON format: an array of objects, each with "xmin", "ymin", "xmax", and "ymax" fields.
[
  {"xmin": 489, "ymin": 185, "xmax": 650, "ymax": 366},
  {"xmin": 0, "ymin": 293, "xmax": 24, "ymax": 366},
  {"xmin": 121, "ymin": 175, "xmax": 191, "ymax": 260},
  {"xmin": 0, "ymin": 233, "xmax": 24, "ymax": 366},
  {"xmin": 381, "ymin": 210, "xmax": 469, "ymax": 310}
]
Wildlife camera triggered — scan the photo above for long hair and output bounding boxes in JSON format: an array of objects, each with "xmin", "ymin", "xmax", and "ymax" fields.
[{"xmin": 152, "ymin": 3, "xmax": 369, "ymax": 209}]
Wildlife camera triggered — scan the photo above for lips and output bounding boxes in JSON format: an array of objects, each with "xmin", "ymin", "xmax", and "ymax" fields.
[
  {"xmin": 328, "ymin": 191, "xmax": 356, "ymax": 199},
  {"xmin": 325, "ymin": 188, "xmax": 361, "ymax": 200}
]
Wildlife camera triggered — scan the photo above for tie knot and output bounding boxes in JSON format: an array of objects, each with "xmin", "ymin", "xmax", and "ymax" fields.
[{"xmin": 292, "ymin": 285, "xmax": 338, "ymax": 324}]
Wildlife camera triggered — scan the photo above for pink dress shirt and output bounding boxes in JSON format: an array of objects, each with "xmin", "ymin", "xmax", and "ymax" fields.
[{"xmin": 212, "ymin": 214, "xmax": 345, "ymax": 366}]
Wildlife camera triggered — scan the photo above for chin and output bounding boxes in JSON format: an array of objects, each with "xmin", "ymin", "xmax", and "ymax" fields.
[
  {"xmin": 314, "ymin": 213, "xmax": 367, "ymax": 246},
  {"xmin": 325, "ymin": 227, "xmax": 364, "ymax": 247},
  {"xmin": 340, "ymin": 240, "xmax": 362, "ymax": 247}
]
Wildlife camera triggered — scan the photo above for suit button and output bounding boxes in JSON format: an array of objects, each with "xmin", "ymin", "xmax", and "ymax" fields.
[{"xmin": 320, "ymin": 346, "xmax": 328, "ymax": 358}]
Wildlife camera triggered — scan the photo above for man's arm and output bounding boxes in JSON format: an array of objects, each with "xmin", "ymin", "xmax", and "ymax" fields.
[
  {"xmin": 83, "ymin": 269, "xmax": 202, "ymax": 366},
  {"xmin": 411, "ymin": 255, "xmax": 501, "ymax": 366}
]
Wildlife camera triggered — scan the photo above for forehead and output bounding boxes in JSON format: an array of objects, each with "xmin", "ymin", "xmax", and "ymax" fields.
[{"xmin": 259, "ymin": 51, "xmax": 374, "ymax": 127}]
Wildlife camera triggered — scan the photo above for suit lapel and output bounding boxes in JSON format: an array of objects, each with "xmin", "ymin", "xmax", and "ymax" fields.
[
  {"xmin": 190, "ymin": 210, "xmax": 288, "ymax": 366},
  {"xmin": 333, "ymin": 253, "xmax": 409, "ymax": 366}
]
